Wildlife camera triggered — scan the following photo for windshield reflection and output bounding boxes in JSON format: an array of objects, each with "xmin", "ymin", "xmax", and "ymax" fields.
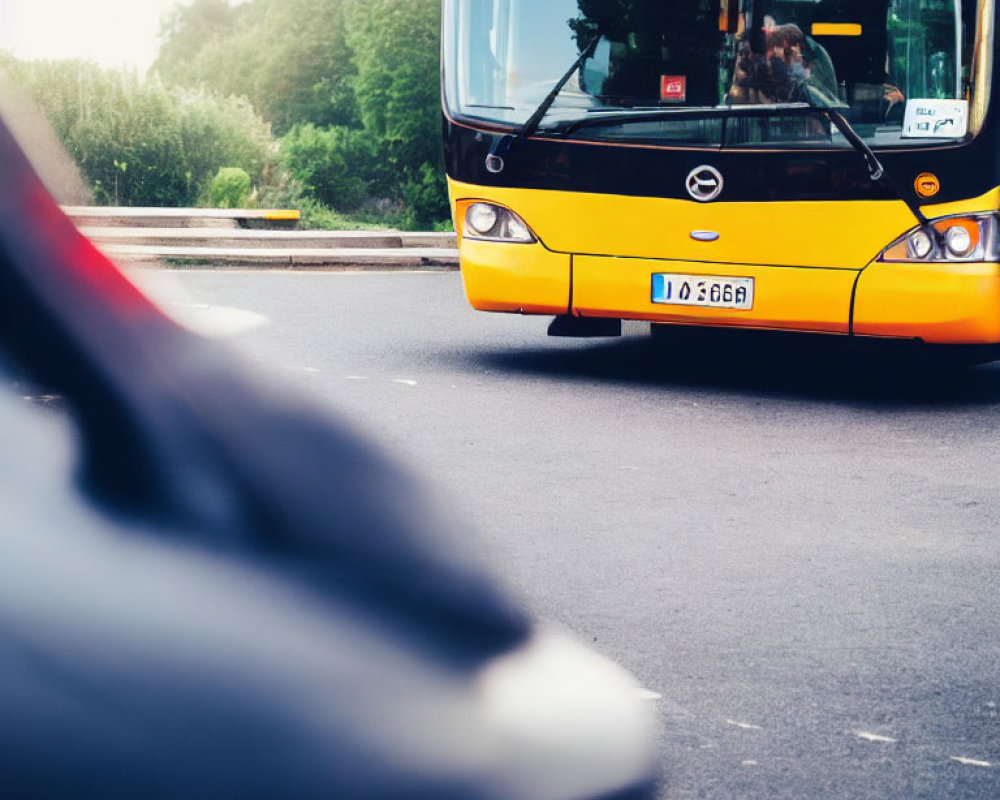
[{"xmin": 445, "ymin": 0, "xmax": 984, "ymax": 148}]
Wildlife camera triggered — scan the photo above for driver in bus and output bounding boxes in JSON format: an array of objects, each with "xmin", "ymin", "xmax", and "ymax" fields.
[{"xmin": 728, "ymin": 12, "xmax": 905, "ymax": 122}]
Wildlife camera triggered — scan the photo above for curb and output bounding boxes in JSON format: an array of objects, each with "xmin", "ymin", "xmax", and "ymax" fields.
[
  {"xmin": 82, "ymin": 227, "xmax": 457, "ymax": 250},
  {"xmin": 106, "ymin": 244, "xmax": 459, "ymax": 270}
]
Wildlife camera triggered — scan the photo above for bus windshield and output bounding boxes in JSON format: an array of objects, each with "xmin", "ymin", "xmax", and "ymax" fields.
[{"xmin": 443, "ymin": 0, "xmax": 991, "ymax": 148}]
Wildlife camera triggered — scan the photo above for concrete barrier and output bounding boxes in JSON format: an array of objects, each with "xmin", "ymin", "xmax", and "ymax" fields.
[
  {"xmin": 64, "ymin": 207, "xmax": 460, "ymax": 269},
  {"xmin": 63, "ymin": 206, "xmax": 301, "ymax": 230}
]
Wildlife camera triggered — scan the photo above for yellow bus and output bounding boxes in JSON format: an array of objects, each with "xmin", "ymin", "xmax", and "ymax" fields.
[{"xmin": 442, "ymin": 0, "xmax": 998, "ymax": 354}]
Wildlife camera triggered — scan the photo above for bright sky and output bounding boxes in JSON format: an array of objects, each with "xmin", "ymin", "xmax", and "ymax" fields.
[{"xmin": 0, "ymin": 0, "xmax": 200, "ymax": 72}]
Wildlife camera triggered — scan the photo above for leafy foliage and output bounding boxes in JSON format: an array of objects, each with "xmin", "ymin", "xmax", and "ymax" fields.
[
  {"xmin": 2, "ymin": 58, "xmax": 275, "ymax": 207},
  {"xmin": 280, "ymin": 124, "xmax": 374, "ymax": 211},
  {"xmin": 3, "ymin": 0, "xmax": 451, "ymax": 228},
  {"xmin": 400, "ymin": 162, "xmax": 451, "ymax": 231},
  {"xmin": 343, "ymin": 0, "xmax": 443, "ymax": 172},
  {"xmin": 153, "ymin": 0, "xmax": 358, "ymax": 135},
  {"xmin": 342, "ymin": 0, "xmax": 448, "ymax": 227},
  {"xmin": 209, "ymin": 167, "xmax": 253, "ymax": 208},
  {"xmin": 156, "ymin": 0, "xmax": 448, "ymax": 227},
  {"xmin": 155, "ymin": 0, "xmax": 236, "ymax": 81}
]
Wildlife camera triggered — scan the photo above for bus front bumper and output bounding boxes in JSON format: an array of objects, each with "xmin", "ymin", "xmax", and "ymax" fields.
[
  {"xmin": 459, "ymin": 240, "xmax": 1000, "ymax": 346},
  {"xmin": 460, "ymin": 238, "xmax": 571, "ymax": 315},
  {"xmin": 853, "ymin": 259, "xmax": 1000, "ymax": 345}
]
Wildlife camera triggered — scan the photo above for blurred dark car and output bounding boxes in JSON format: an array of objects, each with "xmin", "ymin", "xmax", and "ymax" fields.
[{"xmin": 0, "ymin": 94, "xmax": 660, "ymax": 800}]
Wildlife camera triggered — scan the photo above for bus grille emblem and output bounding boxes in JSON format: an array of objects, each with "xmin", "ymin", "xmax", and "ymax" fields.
[{"xmin": 686, "ymin": 166, "xmax": 724, "ymax": 202}]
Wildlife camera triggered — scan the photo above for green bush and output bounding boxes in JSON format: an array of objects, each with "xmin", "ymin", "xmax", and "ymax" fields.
[
  {"xmin": 400, "ymin": 162, "xmax": 450, "ymax": 230},
  {"xmin": 208, "ymin": 167, "xmax": 253, "ymax": 208},
  {"xmin": 280, "ymin": 123, "xmax": 376, "ymax": 211}
]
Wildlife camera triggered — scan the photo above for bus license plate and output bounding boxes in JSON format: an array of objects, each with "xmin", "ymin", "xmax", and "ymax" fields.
[{"xmin": 651, "ymin": 273, "xmax": 754, "ymax": 310}]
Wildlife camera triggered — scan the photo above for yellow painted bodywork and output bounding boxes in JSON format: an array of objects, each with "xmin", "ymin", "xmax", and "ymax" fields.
[
  {"xmin": 460, "ymin": 237, "xmax": 571, "ymax": 314},
  {"xmin": 449, "ymin": 177, "xmax": 1000, "ymax": 344},
  {"xmin": 854, "ymin": 261, "xmax": 1000, "ymax": 343}
]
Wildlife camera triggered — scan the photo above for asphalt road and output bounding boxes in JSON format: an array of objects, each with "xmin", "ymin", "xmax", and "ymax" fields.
[{"xmin": 141, "ymin": 267, "xmax": 1000, "ymax": 800}]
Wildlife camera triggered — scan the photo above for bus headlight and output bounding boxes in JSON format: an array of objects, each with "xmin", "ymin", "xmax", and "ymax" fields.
[
  {"xmin": 467, "ymin": 203, "xmax": 499, "ymax": 235},
  {"xmin": 944, "ymin": 224, "xmax": 974, "ymax": 257},
  {"xmin": 907, "ymin": 228, "xmax": 934, "ymax": 260},
  {"xmin": 464, "ymin": 202, "xmax": 536, "ymax": 243},
  {"xmin": 880, "ymin": 214, "xmax": 999, "ymax": 263}
]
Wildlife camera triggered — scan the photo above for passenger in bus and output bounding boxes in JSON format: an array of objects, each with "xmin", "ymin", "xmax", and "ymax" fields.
[
  {"xmin": 728, "ymin": 23, "xmax": 809, "ymax": 104},
  {"xmin": 728, "ymin": 22, "xmax": 839, "ymax": 107}
]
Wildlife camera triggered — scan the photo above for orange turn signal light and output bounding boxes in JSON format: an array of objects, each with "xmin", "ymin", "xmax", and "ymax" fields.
[{"xmin": 914, "ymin": 173, "xmax": 941, "ymax": 198}]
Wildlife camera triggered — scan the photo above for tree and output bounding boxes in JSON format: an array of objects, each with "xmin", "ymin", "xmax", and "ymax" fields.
[
  {"xmin": 154, "ymin": 0, "xmax": 237, "ymax": 86},
  {"xmin": 152, "ymin": 0, "xmax": 357, "ymax": 135},
  {"xmin": 343, "ymin": 0, "xmax": 442, "ymax": 172},
  {"xmin": 343, "ymin": 0, "xmax": 448, "ymax": 226}
]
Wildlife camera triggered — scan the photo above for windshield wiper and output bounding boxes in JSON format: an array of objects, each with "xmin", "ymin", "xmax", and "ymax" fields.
[
  {"xmin": 485, "ymin": 36, "xmax": 600, "ymax": 174},
  {"xmin": 822, "ymin": 107, "xmax": 934, "ymax": 231}
]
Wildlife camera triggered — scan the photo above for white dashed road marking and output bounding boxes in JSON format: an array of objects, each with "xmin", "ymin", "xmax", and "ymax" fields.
[
  {"xmin": 727, "ymin": 720, "xmax": 764, "ymax": 731},
  {"xmin": 855, "ymin": 732, "xmax": 898, "ymax": 744},
  {"xmin": 950, "ymin": 757, "xmax": 993, "ymax": 768}
]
